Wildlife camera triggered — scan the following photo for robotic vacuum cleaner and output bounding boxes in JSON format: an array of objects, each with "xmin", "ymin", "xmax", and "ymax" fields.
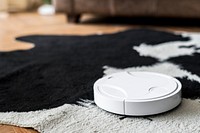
[{"xmin": 94, "ymin": 72, "xmax": 182, "ymax": 116}]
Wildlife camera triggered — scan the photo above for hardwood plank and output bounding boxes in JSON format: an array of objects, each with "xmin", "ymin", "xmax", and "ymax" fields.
[{"xmin": 0, "ymin": 124, "xmax": 38, "ymax": 133}]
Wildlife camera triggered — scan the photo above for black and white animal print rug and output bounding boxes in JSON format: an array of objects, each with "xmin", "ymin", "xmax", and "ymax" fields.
[{"xmin": 0, "ymin": 29, "xmax": 200, "ymax": 133}]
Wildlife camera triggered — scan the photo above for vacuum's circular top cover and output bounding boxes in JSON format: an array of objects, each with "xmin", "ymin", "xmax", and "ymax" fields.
[{"xmin": 94, "ymin": 72, "xmax": 182, "ymax": 116}]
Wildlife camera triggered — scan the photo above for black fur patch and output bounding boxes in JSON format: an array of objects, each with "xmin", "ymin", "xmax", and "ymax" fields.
[{"xmin": 0, "ymin": 29, "xmax": 192, "ymax": 112}]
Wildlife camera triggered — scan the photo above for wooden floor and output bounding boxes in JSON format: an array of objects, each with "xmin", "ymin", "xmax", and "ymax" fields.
[{"xmin": 1, "ymin": 12, "xmax": 200, "ymax": 133}]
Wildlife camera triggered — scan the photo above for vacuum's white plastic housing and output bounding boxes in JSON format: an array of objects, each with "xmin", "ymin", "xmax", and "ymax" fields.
[{"xmin": 94, "ymin": 72, "xmax": 182, "ymax": 116}]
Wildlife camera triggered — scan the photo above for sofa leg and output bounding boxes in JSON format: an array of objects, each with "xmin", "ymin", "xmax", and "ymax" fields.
[{"xmin": 67, "ymin": 14, "xmax": 81, "ymax": 23}]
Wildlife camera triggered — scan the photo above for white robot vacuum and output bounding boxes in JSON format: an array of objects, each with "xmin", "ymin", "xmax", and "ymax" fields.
[{"xmin": 94, "ymin": 72, "xmax": 182, "ymax": 116}]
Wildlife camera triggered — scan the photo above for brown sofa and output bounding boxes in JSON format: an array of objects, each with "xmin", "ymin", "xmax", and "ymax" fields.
[{"xmin": 53, "ymin": 0, "xmax": 200, "ymax": 23}]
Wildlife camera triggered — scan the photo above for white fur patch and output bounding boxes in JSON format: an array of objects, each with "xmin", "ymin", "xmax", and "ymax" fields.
[
  {"xmin": 0, "ymin": 99, "xmax": 200, "ymax": 133},
  {"xmin": 133, "ymin": 32, "xmax": 200, "ymax": 61},
  {"xmin": 103, "ymin": 62, "xmax": 200, "ymax": 83}
]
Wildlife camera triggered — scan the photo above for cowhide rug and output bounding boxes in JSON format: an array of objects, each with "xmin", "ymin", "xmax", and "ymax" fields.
[{"xmin": 0, "ymin": 29, "xmax": 200, "ymax": 133}]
